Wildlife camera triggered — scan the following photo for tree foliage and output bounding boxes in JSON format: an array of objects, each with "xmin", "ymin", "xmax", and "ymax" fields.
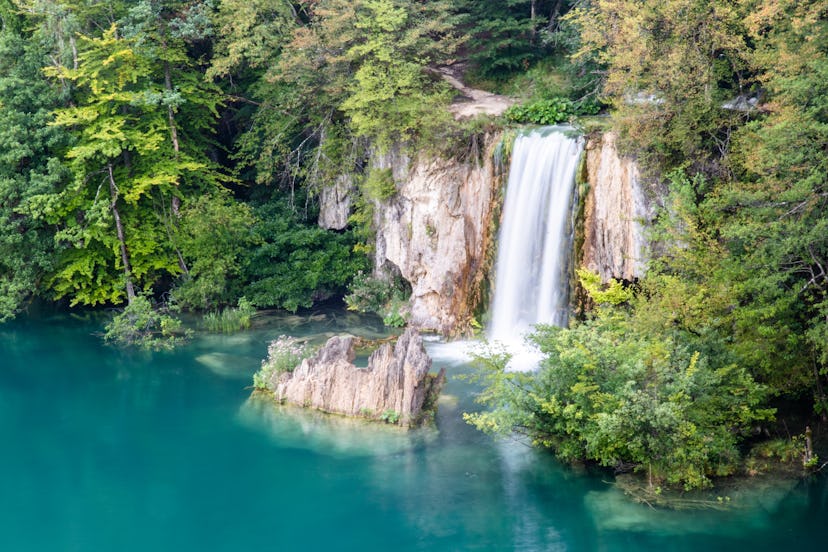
[
  {"xmin": 242, "ymin": 201, "xmax": 369, "ymax": 312},
  {"xmin": 0, "ymin": 27, "xmax": 68, "ymax": 320},
  {"xmin": 172, "ymin": 193, "xmax": 258, "ymax": 309},
  {"xmin": 103, "ymin": 291, "xmax": 191, "ymax": 350},
  {"xmin": 568, "ymin": 0, "xmax": 752, "ymax": 173},
  {"xmin": 466, "ymin": 272, "xmax": 773, "ymax": 490}
]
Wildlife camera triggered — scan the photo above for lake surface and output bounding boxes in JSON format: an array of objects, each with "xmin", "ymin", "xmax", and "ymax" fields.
[{"xmin": 2, "ymin": 308, "xmax": 827, "ymax": 551}]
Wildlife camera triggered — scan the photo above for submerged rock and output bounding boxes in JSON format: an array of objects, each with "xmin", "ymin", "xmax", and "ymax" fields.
[
  {"xmin": 239, "ymin": 397, "xmax": 438, "ymax": 458},
  {"xmin": 269, "ymin": 328, "xmax": 445, "ymax": 427}
]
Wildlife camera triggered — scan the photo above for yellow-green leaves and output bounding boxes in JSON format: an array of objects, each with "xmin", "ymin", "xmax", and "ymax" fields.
[
  {"xmin": 577, "ymin": 269, "xmax": 633, "ymax": 306},
  {"xmin": 39, "ymin": 16, "xmax": 227, "ymax": 308}
]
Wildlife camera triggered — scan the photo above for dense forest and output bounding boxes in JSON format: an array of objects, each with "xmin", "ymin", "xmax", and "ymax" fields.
[{"xmin": 1, "ymin": 0, "xmax": 827, "ymax": 491}]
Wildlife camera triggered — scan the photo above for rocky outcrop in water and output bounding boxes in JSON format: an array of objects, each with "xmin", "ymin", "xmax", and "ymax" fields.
[
  {"xmin": 372, "ymin": 139, "xmax": 500, "ymax": 334},
  {"xmin": 581, "ymin": 132, "xmax": 652, "ymax": 282},
  {"xmin": 272, "ymin": 328, "xmax": 445, "ymax": 427}
]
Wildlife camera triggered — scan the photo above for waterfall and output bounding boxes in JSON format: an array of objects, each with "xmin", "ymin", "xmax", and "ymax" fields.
[{"xmin": 489, "ymin": 127, "xmax": 583, "ymax": 359}]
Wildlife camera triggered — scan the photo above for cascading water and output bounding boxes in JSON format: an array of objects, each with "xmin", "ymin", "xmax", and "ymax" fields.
[{"xmin": 488, "ymin": 127, "xmax": 583, "ymax": 368}]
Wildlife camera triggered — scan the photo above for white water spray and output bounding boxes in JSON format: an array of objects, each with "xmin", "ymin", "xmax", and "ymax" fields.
[{"xmin": 488, "ymin": 128, "xmax": 583, "ymax": 369}]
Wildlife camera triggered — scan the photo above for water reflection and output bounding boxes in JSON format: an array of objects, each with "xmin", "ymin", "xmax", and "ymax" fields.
[
  {"xmin": 239, "ymin": 396, "xmax": 437, "ymax": 458},
  {"xmin": 2, "ymin": 309, "xmax": 828, "ymax": 551}
]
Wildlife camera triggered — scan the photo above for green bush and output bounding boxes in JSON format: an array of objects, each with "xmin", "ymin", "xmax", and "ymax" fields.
[
  {"xmin": 464, "ymin": 275, "xmax": 775, "ymax": 491},
  {"xmin": 243, "ymin": 203, "xmax": 369, "ymax": 312},
  {"xmin": 382, "ymin": 297, "xmax": 409, "ymax": 328},
  {"xmin": 173, "ymin": 194, "xmax": 258, "ymax": 310},
  {"xmin": 345, "ymin": 271, "xmax": 410, "ymax": 327},
  {"xmin": 573, "ymin": 96, "xmax": 603, "ymax": 116},
  {"xmin": 362, "ymin": 167, "xmax": 397, "ymax": 201},
  {"xmin": 253, "ymin": 335, "xmax": 312, "ymax": 391},
  {"xmin": 380, "ymin": 409, "xmax": 400, "ymax": 425},
  {"xmin": 103, "ymin": 293, "xmax": 191, "ymax": 350},
  {"xmin": 504, "ymin": 97, "xmax": 574, "ymax": 125}
]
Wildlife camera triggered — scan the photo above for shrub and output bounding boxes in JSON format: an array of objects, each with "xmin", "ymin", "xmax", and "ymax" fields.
[
  {"xmin": 380, "ymin": 409, "xmax": 400, "ymax": 425},
  {"xmin": 244, "ymin": 203, "xmax": 369, "ymax": 312},
  {"xmin": 362, "ymin": 167, "xmax": 397, "ymax": 201},
  {"xmin": 345, "ymin": 271, "xmax": 410, "ymax": 327},
  {"xmin": 253, "ymin": 335, "xmax": 312, "ymax": 391},
  {"xmin": 382, "ymin": 297, "xmax": 409, "ymax": 328},
  {"xmin": 172, "ymin": 194, "xmax": 258, "ymax": 310},
  {"xmin": 504, "ymin": 97, "xmax": 574, "ymax": 125},
  {"xmin": 203, "ymin": 297, "xmax": 256, "ymax": 333},
  {"xmin": 464, "ymin": 277, "xmax": 775, "ymax": 491},
  {"xmin": 104, "ymin": 294, "xmax": 191, "ymax": 350}
]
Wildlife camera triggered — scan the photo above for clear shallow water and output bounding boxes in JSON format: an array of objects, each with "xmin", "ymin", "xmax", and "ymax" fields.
[{"xmin": 2, "ymin": 309, "xmax": 828, "ymax": 551}]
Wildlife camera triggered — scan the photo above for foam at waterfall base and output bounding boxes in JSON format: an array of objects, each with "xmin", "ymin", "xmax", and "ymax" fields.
[{"xmin": 425, "ymin": 336, "xmax": 544, "ymax": 372}]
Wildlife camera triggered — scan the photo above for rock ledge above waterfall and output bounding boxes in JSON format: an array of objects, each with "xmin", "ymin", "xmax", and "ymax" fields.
[{"xmin": 267, "ymin": 328, "xmax": 445, "ymax": 428}]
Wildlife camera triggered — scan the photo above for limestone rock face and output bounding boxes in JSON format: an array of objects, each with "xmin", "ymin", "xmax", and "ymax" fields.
[
  {"xmin": 273, "ymin": 328, "xmax": 445, "ymax": 427},
  {"xmin": 318, "ymin": 174, "xmax": 355, "ymax": 230},
  {"xmin": 582, "ymin": 132, "xmax": 652, "ymax": 282},
  {"xmin": 372, "ymin": 139, "xmax": 499, "ymax": 334}
]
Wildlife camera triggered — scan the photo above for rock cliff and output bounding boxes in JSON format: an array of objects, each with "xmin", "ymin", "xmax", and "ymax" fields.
[
  {"xmin": 372, "ymin": 139, "xmax": 500, "ymax": 334},
  {"xmin": 271, "ymin": 328, "xmax": 445, "ymax": 427},
  {"xmin": 317, "ymin": 129, "xmax": 651, "ymax": 331},
  {"xmin": 581, "ymin": 132, "xmax": 652, "ymax": 282},
  {"xmin": 318, "ymin": 174, "xmax": 355, "ymax": 230}
]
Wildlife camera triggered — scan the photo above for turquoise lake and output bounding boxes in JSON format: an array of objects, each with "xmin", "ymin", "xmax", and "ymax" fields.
[{"xmin": 2, "ymin": 307, "xmax": 827, "ymax": 551}]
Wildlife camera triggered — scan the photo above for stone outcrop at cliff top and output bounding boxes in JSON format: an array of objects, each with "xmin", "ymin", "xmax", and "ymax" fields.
[{"xmin": 271, "ymin": 328, "xmax": 445, "ymax": 427}]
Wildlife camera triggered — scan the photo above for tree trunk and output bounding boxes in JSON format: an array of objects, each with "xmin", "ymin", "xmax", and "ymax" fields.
[
  {"xmin": 108, "ymin": 164, "xmax": 136, "ymax": 305},
  {"xmin": 164, "ymin": 60, "xmax": 189, "ymax": 275},
  {"xmin": 549, "ymin": 0, "xmax": 564, "ymax": 28},
  {"xmin": 530, "ymin": 0, "xmax": 537, "ymax": 43},
  {"xmin": 70, "ymin": 36, "xmax": 78, "ymax": 70},
  {"xmin": 804, "ymin": 426, "xmax": 814, "ymax": 467},
  {"xmin": 165, "ymin": 62, "xmax": 181, "ymax": 156}
]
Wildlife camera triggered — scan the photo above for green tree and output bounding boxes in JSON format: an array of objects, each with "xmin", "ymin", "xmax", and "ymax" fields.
[
  {"xmin": 120, "ymin": 0, "xmax": 228, "ymax": 274},
  {"xmin": 568, "ymin": 0, "xmax": 753, "ymax": 174},
  {"xmin": 33, "ymin": 24, "xmax": 221, "ymax": 306},
  {"xmin": 716, "ymin": 0, "xmax": 828, "ymax": 409},
  {"xmin": 172, "ymin": 193, "xmax": 258, "ymax": 309},
  {"xmin": 338, "ymin": 0, "xmax": 458, "ymax": 149},
  {"xmin": 208, "ymin": 0, "xmax": 333, "ymax": 191},
  {"xmin": 211, "ymin": 0, "xmax": 461, "ymax": 194},
  {"xmin": 242, "ymin": 200, "xmax": 369, "ymax": 312},
  {"xmin": 456, "ymin": 0, "xmax": 562, "ymax": 79},
  {"xmin": 0, "ymin": 22, "xmax": 69, "ymax": 320}
]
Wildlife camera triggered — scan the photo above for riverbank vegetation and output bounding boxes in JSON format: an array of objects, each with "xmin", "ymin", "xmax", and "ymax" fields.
[
  {"xmin": 468, "ymin": 0, "xmax": 828, "ymax": 491},
  {"xmin": 0, "ymin": 0, "xmax": 584, "ymax": 326},
  {"xmin": 1, "ymin": 0, "xmax": 827, "ymax": 491}
]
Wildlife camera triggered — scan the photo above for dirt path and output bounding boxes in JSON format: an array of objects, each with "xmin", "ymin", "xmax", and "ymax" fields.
[{"xmin": 435, "ymin": 64, "xmax": 515, "ymax": 119}]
